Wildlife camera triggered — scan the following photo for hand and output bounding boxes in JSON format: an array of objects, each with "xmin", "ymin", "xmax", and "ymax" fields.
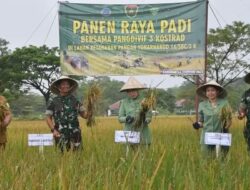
[
  {"xmin": 52, "ymin": 129, "xmax": 60, "ymax": 137},
  {"xmin": 126, "ymin": 115, "xmax": 134, "ymax": 124},
  {"xmin": 87, "ymin": 110, "xmax": 92, "ymax": 118},
  {"xmin": 143, "ymin": 118, "xmax": 150, "ymax": 125},
  {"xmin": 192, "ymin": 122, "xmax": 201, "ymax": 130},
  {"xmin": 238, "ymin": 112, "xmax": 245, "ymax": 120},
  {"xmin": 0, "ymin": 120, "xmax": 8, "ymax": 128}
]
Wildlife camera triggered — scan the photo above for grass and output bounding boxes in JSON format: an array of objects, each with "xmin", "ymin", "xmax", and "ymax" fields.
[{"xmin": 0, "ymin": 116, "xmax": 249, "ymax": 189}]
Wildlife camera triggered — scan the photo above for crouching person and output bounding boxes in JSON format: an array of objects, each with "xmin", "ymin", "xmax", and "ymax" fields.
[{"xmin": 45, "ymin": 76, "xmax": 89, "ymax": 152}]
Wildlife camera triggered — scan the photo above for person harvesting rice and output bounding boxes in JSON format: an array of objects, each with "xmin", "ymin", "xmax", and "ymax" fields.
[
  {"xmin": 0, "ymin": 96, "xmax": 12, "ymax": 150},
  {"xmin": 193, "ymin": 81, "xmax": 232, "ymax": 158},
  {"xmin": 45, "ymin": 76, "xmax": 91, "ymax": 152},
  {"xmin": 118, "ymin": 77, "xmax": 154, "ymax": 147}
]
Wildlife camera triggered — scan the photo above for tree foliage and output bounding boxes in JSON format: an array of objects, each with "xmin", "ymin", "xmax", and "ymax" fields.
[
  {"xmin": 207, "ymin": 21, "xmax": 250, "ymax": 86},
  {"xmin": 183, "ymin": 22, "xmax": 250, "ymax": 87},
  {"xmin": 0, "ymin": 37, "xmax": 18, "ymax": 100},
  {"xmin": 155, "ymin": 88, "xmax": 176, "ymax": 113},
  {"xmin": 2, "ymin": 45, "xmax": 60, "ymax": 104},
  {"xmin": 77, "ymin": 77, "xmax": 126, "ymax": 115},
  {"xmin": 0, "ymin": 38, "xmax": 10, "ymax": 56}
]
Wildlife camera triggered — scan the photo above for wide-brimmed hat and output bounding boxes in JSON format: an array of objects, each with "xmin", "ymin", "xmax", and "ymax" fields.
[
  {"xmin": 196, "ymin": 80, "xmax": 227, "ymax": 98},
  {"xmin": 50, "ymin": 76, "xmax": 78, "ymax": 95},
  {"xmin": 120, "ymin": 77, "xmax": 146, "ymax": 92},
  {"xmin": 244, "ymin": 73, "xmax": 250, "ymax": 84}
]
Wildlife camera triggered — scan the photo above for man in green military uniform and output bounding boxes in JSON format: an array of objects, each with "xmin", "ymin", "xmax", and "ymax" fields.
[
  {"xmin": 238, "ymin": 73, "xmax": 250, "ymax": 153},
  {"xmin": 118, "ymin": 77, "xmax": 152, "ymax": 146},
  {"xmin": 45, "ymin": 76, "xmax": 90, "ymax": 152}
]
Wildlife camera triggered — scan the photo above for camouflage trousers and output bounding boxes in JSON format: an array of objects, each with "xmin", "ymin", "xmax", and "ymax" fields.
[
  {"xmin": 55, "ymin": 128, "xmax": 82, "ymax": 153},
  {"xmin": 243, "ymin": 124, "xmax": 250, "ymax": 152}
]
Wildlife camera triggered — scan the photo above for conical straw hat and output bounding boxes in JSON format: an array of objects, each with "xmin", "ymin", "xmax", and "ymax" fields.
[
  {"xmin": 120, "ymin": 77, "xmax": 146, "ymax": 92},
  {"xmin": 50, "ymin": 76, "xmax": 78, "ymax": 95},
  {"xmin": 196, "ymin": 80, "xmax": 227, "ymax": 98}
]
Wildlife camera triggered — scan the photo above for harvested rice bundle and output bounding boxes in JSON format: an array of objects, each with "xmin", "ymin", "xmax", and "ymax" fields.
[
  {"xmin": 85, "ymin": 83, "xmax": 101, "ymax": 127},
  {"xmin": 219, "ymin": 104, "xmax": 232, "ymax": 130},
  {"xmin": 0, "ymin": 98, "xmax": 9, "ymax": 127},
  {"xmin": 135, "ymin": 88, "xmax": 156, "ymax": 128}
]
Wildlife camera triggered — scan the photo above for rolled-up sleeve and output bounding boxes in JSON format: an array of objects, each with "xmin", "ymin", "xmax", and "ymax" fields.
[
  {"xmin": 45, "ymin": 99, "xmax": 54, "ymax": 116},
  {"xmin": 118, "ymin": 100, "xmax": 126, "ymax": 123}
]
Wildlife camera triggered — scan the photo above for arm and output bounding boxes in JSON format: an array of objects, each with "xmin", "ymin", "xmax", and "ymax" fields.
[
  {"xmin": 45, "ymin": 115, "xmax": 54, "ymax": 131},
  {"xmin": 238, "ymin": 92, "xmax": 247, "ymax": 120},
  {"xmin": 197, "ymin": 103, "xmax": 204, "ymax": 128},
  {"xmin": 45, "ymin": 115, "xmax": 60, "ymax": 137},
  {"xmin": 45, "ymin": 98, "xmax": 60, "ymax": 137},
  {"xmin": 79, "ymin": 111, "xmax": 88, "ymax": 119},
  {"xmin": 118, "ymin": 100, "xmax": 126, "ymax": 123},
  {"xmin": 78, "ymin": 101, "xmax": 89, "ymax": 119},
  {"xmin": 1, "ymin": 112, "xmax": 12, "ymax": 128},
  {"xmin": 144, "ymin": 109, "xmax": 153, "ymax": 124}
]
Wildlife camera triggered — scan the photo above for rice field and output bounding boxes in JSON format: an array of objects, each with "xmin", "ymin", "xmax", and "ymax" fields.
[{"xmin": 0, "ymin": 116, "xmax": 249, "ymax": 190}]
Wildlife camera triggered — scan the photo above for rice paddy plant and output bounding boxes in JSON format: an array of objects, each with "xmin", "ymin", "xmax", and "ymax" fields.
[
  {"xmin": 85, "ymin": 83, "xmax": 101, "ymax": 127},
  {"xmin": 0, "ymin": 116, "xmax": 249, "ymax": 189},
  {"xmin": 135, "ymin": 88, "xmax": 156, "ymax": 128}
]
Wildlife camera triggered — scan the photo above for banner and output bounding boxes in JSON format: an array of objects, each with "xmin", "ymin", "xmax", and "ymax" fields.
[{"xmin": 59, "ymin": 1, "xmax": 206, "ymax": 76}]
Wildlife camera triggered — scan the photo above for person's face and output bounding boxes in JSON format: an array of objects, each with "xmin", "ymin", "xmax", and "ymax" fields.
[
  {"xmin": 58, "ymin": 80, "xmax": 71, "ymax": 95},
  {"xmin": 127, "ymin": 90, "xmax": 139, "ymax": 99},
  {"xmin": 205, "ymin": 86, "xmax": 218, "ymax": 101}
]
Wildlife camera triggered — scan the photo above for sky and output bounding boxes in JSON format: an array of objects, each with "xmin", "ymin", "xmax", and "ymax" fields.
[{"xmin": 0, "ymin": 0, "xmax": 249, "ymax": 89}]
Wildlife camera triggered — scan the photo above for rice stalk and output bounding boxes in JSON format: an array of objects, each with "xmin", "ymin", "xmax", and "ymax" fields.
[
  {"xmin": 135, "ymin": 88, "xmax": 156, "ymax": 128},
  {"xmin": 219, "ymin": 105, "xmax": 232, "ymax": 131},
  {"xmin": 148, "ymin": 149, "xmax": 166, "ymax": 189},
  {"xmin": 85, "ymin": 83, "xmax": 101, "ymax": 127}
]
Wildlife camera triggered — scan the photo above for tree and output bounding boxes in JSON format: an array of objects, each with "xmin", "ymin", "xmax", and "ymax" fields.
[
  {"xmin": 77, "ymin": 76, "xmax": 126, "ymax": 115},
  {"xmin": 183, "ymin": 22, "xmax": 250, "ymax": 87},
  {"xmin": 0, "ymin": 38, "xmax": 19, "ymax": 100},
  {"xmin": 3, "ymin": 45, "xmax": 60, "ymax": 104},
  {"xmin": 154, "ymin": 88, "xmax": 176, "ymax": 113},
  {"xmin": 0, "ymin": 38, "xmax": 10, "ymax": 56},
  {"xmin": 207, "ymin": 21, "xmax": 250, "ymax": 86}
]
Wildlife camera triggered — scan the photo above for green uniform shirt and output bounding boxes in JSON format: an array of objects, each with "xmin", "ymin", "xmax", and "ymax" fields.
[
  {"xmin": 198, "ymin": 98, "xmax": 232, "ymax": 145},
  {"xmin": 239, "ymin": 89, "xmax": 250, "ymax": 122},
  {"xmin": 118, "ymin": 94, "xmax": 152, "ymax": 145}
]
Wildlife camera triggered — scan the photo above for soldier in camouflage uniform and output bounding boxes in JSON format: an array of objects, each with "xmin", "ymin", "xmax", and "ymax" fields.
[
  {"xmin": 45, "ymin": 76, "xmax": 89, "ymax": 152},
  {"xmin": 238, "ymin": 73, "xmax": 250, "ymax": 152},
  {"xmin": 0, "ymin": 96, "xmax": 12, "ymax": 150}
]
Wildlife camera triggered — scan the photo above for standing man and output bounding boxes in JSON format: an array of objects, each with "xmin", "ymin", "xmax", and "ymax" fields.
[
  {"xmin": 238, "ymin": 73, "xmax": 250, "ymax": 153},
  {"xmin": 0, "ymin": 96, "xmax": 12, "ymax": 150},
  {"xmin": 45, "ymin": 76, "xmax": 90, "ymax": 152}
]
